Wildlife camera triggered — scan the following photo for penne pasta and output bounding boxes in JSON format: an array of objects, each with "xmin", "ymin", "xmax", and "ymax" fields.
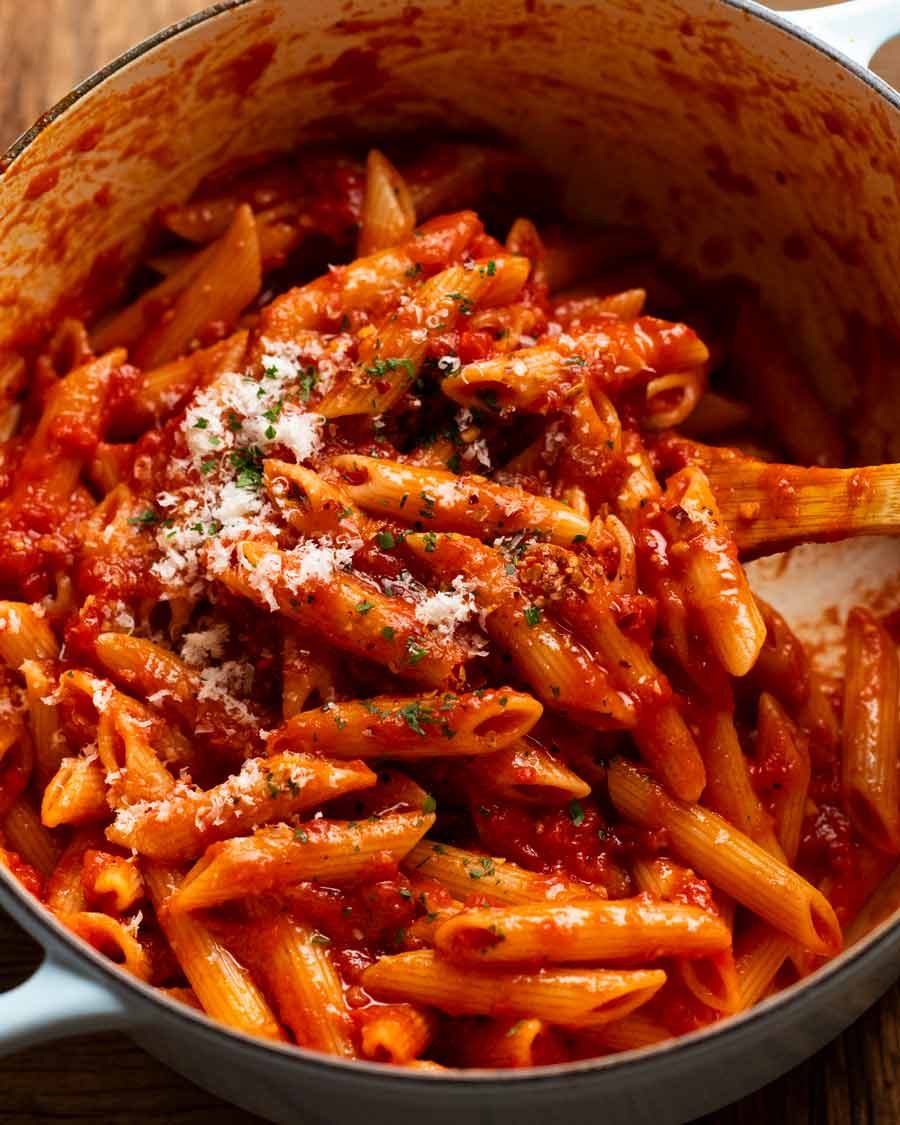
[
  {"xmin": 171, "ymin": 810, "xmax": 435, "ymax": 912},
  {"xmin": 266, "ymin": 688, "xmax": 541, "ymax": 760},
  {"xmin": 434, "ymin": 899, "xmax": 730, "ymax": 964},
  {"xmin": 106, "ymin": 752, "xmax": 376, "ymax": 861},
  {"xmin": 608, "ymin": 760, "xmax": 841, "ymax": 957},
  {"xmin": 362, "ymin": 950, "xmax": 666, "ymax": 1028},
  {"xmin": 841, "ymin": 607, "xmax": 900, "ymax": 854}
]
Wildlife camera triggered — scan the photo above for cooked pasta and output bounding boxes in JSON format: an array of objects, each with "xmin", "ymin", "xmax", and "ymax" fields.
[{"xmin": 0, "ymin": 139, "xmax": 895, "ymax": 1070}]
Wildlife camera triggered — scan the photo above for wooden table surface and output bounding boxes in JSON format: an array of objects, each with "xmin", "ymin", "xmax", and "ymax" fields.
[{"xmin": 3, "ymin": 2, "xmax": 900, "ymax": 1122}]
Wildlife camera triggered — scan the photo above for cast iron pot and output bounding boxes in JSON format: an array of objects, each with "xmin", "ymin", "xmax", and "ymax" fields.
[{"xmin": 1, "ymin": 2, "xmax": 900, "ymax": 1122}]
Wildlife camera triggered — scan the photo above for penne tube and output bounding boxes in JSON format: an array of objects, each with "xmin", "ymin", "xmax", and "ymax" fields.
[
  {"xmin": 357, "ymin": 149, "xmax": 416, "ymax": 256},
  {"xmin": 657, "ymin": 467, "xmax": 765, "ymax": 677},
  {"xmin": 45, "ymin": 829, "xmax": 98, "ymax": 914},
  {"xmin": 116, "ymin": 331, "xmax": 249, "ymax": 436},
  {"xmin": 171, "ymin": 810, "xmax": 435, "ymax": 912},
  {"xmin": 442, "ymin": 347, "xmax": 572, "ymax": 413},
  {"xmin": 2, "ymin": 796, "xmax": 60, "ymax": 877},
  {"xmin": 358, "ymin": 1003, "xmax": 438, "ymax": 1064},
  {"xmin": 757, "ymin": 694, "xmax": 810, "ymax": 864},
  {"xmin": 403, "ymin": 841, "xmax": 600, "ymax": 905},
  {"xmin": 465, "ymin": 740, "xmax": 590, "ymax": 805},
  {"xmin": 266, "ymin": 688, "xmax": 541, "ymax": 760},
  {"xmin": 607, "ymin": 760, "xmax": 841, "ymax": 957},
  {"xmin": 281, "ymin": 632, "xmax": 340, "ymax": 717},
  {"xmin": 362, "ymin": 950, "xmax": 665, "ymax": 1029},
  {"xmin": 94, "ymin": 632, "xmax": 266, "ymax": 754},
  {"xmin": 330, "ymin": 455, "xmax": 590, "ymax": 546},
  {"xmin": 318, "ymin": 256, "xmax": 529, "ymax": 417},
  {"xmin": 453, "ymin": 1016, "xmax": 565, "ymax": 1068},
  {"xmin": 131, "ymin": 205, "xmax": 261, "ymax": 368},
  {"xmin": 106, "ymin": 752, "xmax": 376, "ymax": 861},
  {"xmin": 643, "ymin": 369, "xmax": 707, "ymax": 430},
  {"xmin": 263, "ymin": 460, "xmax": 375, "ymax": 540},
  {"xmin": 91, "ymin": 241, "xmax": 218, "ymax": 353},
  {"xmin": 0, "ymin": 602, "xmax": 58, "ymax": 666},
  {"xmin": 404, "ymin": 532, "xmax": 634, "ymax": 725},
  {"xmin": 434, "ymin": 899, "xmax": 731, "ymax": 964},
  {"xmin": 256, "ymin": 211, "xmax": 482, "ymax": 342},
  {"xmin": 734, "ymin": 921, "xmax": 795, "ymax": 1009},
  {"xmin": 21, "ymin": 659, "xmax": 68, "ymax": 782},
  {"xmin": 695, "ymin": 711, "xmax": 783, "ymax": 858},
  {"xmin": 242, "ymin": 903, "xmax": 357, "ymax": 1057},
  {"xmin": 705, "ymin": 460, "xmax": 900, "ymax": 558},
  {"xmin": 84, "ymin": 850, "xmax": 144, "ymax": 913},
  {"xmin": 841, "ymin": 607, "xmax": 900, "ymax": 854},
  {"xmin": 589, "ymin": 1013, "xmax": 673, "ymax": 1052},
  {"xmin": 221, "ymin": 541, "xmax": 466, "ymax": 689},
  {"xmin": 145, "ymin": 864, "xmax": 284, "ymax": 1040},
  {"xmin": 41, "ymin": 753, "xmax": 109, "ymax": 828},
  {"xmin": 675, "ymin": 949, "xmax": 741, "ymax": 1016},
  {"xmin": 62, "ymin": 911, "xmax": 151, "ymax": 980}
]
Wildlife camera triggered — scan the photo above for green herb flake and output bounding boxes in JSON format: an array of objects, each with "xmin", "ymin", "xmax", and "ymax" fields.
[
  {"xmin": 356, "ymin": 600, "xmax": 375, "ymax": 615},
  {"xmin": 523, "ymin": 605, "xmax": 542, "ymax": 628},
  {"xmin": 365, "ymin": 357, "xmax": 415, "ymax": 382},
  {"xmin": 423, "ymin": 531, "xmax": 437, "ymax": 553},
  {"xmin": 293, "ymin": 828, "xmax": 310, "ymax": 843},
  {"xmin": 381, "ymin": 626, "xmax": 396, "ymax": 641},
  {"xmin": 377, "ymin": 530, "xmax": 396, "ymax": 550},
  {"xmin": 127, "ymin": 510, "xmax": 158, "ymax": 528},
  {"xmin": 405, "ymin": 639, "xmax": 428, "ymax": 665},
  {"xmin": 569, "ymin": 799, "xmax": 585, "ymax": 827},
  {"xmin": 399, "ymin": 701, "xmax": 434, "ymax": 736},
  {"xmin": 422, "ymin": 794, "xmax": 437, "ymax": 814},
  {"xmin": 229, "ymin": 447, "xmax": 264, "ymax": 490},
  {"xmin": 467, "ymin": 856, "xmax": 496, "ymax": 880}
]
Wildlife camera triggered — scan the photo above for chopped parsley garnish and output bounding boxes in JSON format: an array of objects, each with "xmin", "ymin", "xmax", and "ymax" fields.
[
  {"xmin": 365, "ymin": 357, "xmax": 415, "ymax": 382},
  {"xmin": 569, "ymin": 799, "xmax": 585, "ymax": 826},
  {"xmin": 466, "ymin": 856, "xmax": 496, "ymax": 880},
  {"xmin": 399, "ymin": 701, "xmax": 435, "ymax": 736},
  {"xmin": 480, "ymin": 259, "xmax": 497, "ymax": 278},
  {"xmin": 422, "ymin": 794, "xmax": 437, "ymax": 814},
  {"xmin": 193, "ymin": 417, "xmax": 209, "ymax": 429},
  {"xmin": 127, "ymin": 510, "xmax": 158, "ymax": 527},
  {"xmin": 298, "ymin": 367, "xmax": 317, "ymax": 401},
  {"xmin": 405, "ymin": 639, "xmax": 428, "ymax": 665},
  {"xmin": 230, "ymin": 447, "xmax": 264, "ymax": 490},
  {"xmin": 377, "ymin": 530, "xmax": 396, "ymax": 550},
  {"xmin": 523, "ymin": 605, "xmax": 542, "ymax": 628},
  {"xmin": 355, "ymin": 600, "xmax": 375, "ymax": 615},
  {"xmin": 572, "ymin": 534, "xmax": 587, "ymax": 543},
  {"xmin": 265, "ymin": 772, "xmax": 280, "ymax": 799},
  {"xmin": 381, "ymin": 626, "xmax": 396, "ymax": 641},
  {"xmin": 423, "ymin": 531, "xmax": 437, "ymax": 553}
]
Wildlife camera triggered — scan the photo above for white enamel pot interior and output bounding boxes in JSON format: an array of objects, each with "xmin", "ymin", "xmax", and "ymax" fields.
[{"xmin": 3, "ymin": 2, "xmax": 900, "ymax": 1123}]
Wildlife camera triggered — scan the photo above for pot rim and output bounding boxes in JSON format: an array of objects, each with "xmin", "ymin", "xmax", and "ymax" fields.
[{"xmin": 2, "ymin": 0, "xmax": 899, "ymax": 1089}]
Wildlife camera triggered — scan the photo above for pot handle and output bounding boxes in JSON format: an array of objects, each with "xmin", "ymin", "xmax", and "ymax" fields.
[
  {"xmin": 0, "ymin": 952, "xmax": 129, "ymax": 1054},
  {"xmin": 781, "ymin": 0, "xmax": 900, "ymax": 70}
]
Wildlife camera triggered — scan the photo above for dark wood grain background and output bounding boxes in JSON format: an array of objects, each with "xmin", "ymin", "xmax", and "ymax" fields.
[{"xmin": 2, "ymin": 3, "xmax": 900, "ymax": 1122}]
